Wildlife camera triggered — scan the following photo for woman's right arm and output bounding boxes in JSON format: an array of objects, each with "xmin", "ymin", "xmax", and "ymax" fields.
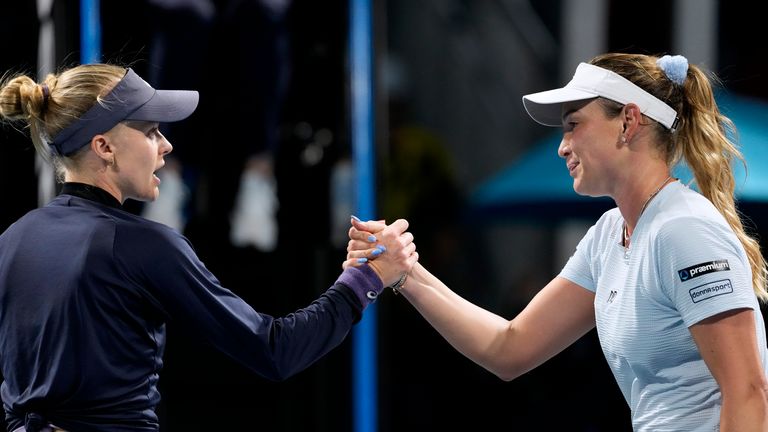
[
  {"xmin": 129, "ymin": 220, "xmax": 415, "ymax": 381},
  {"xmin": 349, "ymin": 219, "xmax": 596, "ymax": 381},
  {"xmin": 404, "ymin": 265, "xmax": 595, "ymax": 380}
]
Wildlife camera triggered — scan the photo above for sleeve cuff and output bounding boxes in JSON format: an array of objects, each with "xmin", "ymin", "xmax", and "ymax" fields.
[{"xmin": 335, "ymin": 265, "xmax": 385, "ymax": 309}]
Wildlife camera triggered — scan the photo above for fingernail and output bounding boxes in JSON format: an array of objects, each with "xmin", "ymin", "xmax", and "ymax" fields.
[
  {"xmin": 357, "ymin": 257, "xmax": 368, "ymax": 263},
  {"xmin": 376, "ymin": 244, "xmax": 387, "ymax": 252},
  {"xmin": 351, "ymin": 215, "xmax": 361, "ymax": 221},
  {"xmin": 371, "ymin": 248, "xmax": 382, "ymax": 256},
  {"xmin": 367, "ymin": 235, "xmax": 377, "ymax": 242}
]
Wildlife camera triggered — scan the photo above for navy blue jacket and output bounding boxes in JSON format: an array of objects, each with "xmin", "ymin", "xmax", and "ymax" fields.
[{"xmin": 0, "ymin": 184, "xmax": 382, "ymax": 431}]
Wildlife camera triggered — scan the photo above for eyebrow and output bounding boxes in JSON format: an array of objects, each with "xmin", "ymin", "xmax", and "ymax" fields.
[
  {"xmin": 124, "ymin": 120, "xmax": 158, "ymax": 132},
  {"xmin": 561, "ymin": 109, "xmax": 578, "ymax": 123}
]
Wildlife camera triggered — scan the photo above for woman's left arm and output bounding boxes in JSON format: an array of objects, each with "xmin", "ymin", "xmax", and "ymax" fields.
[{"xmin": 690, "ymin": 308, "xmax": 768, "ymax": 431}]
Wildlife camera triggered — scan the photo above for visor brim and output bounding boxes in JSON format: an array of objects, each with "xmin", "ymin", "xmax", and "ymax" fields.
[
  {"xmin": 522, "ymin": 88, "xmax": 598, "ymax": 127},
  {"xmin": 127, "ymin": 89, "xmax": 200, "ymax": 123}
]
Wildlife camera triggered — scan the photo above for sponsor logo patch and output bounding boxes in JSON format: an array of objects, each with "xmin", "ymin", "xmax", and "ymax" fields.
[
  {"xmin": 689, "ymin": 279, "xmax": 733, "ymax": 303},
  {"xmin": 677, "ymin": 259, "xmax": 730, "ymax": 282}
]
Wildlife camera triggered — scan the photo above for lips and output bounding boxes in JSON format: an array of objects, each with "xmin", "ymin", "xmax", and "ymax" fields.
[{"xmin": 567, "ymin": 160, "xmax": 579, "ymax": 173}]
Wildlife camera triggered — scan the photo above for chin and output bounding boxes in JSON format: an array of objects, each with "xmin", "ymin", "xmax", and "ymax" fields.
[
  {"xmin": 572, "ymin": 181, "xmax": 600, "ymax": 198},
  {"xmin": 572, "ymin": 180, "xmax": 585, "ymax": 195},
  {"xmin": 135, "ymin": 189, "xmax": 159, "ymax": 203},
  {"xmin": 574, "ymin": 187, "xmax": 608, "ymax": 199}
]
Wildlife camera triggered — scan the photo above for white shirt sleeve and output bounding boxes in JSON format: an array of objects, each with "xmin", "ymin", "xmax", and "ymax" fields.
[
  {"xmin": 653, "ymin": 215, "xmax": 757, "ymax": 327},
  {"xmin": 559, "ymin": 224, "xmax": 597, "ymax": 293}
]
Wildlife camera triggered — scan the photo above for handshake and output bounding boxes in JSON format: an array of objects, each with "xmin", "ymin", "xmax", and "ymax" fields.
[{"xmin": 343, "ymin": 216, "xmax": 419, "ymax": 292}]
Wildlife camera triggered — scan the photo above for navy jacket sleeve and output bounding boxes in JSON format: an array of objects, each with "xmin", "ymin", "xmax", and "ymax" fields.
[{"xmin": 114, "ymin": 223, "xmax": 382, "ymax": 381}]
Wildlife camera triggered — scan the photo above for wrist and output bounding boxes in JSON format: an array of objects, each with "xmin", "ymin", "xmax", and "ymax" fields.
[
  {"xmin": 336, "ymin": 265, "xmax": 385, "ymax": 308},
  {"xmin": 367, "ymin": 261, "xmax": 385, "ymax": 283},
  {"xmin": 389, "ymin": 272, "xmax": 407, "ymax": 295}
]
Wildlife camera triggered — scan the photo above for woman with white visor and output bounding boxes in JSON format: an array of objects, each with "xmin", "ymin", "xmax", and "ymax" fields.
[{"xmin": 349, "ymin": 53, "xmax": 768, "ymax": 431}]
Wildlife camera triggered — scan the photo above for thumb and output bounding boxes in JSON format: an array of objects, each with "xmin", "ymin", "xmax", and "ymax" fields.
[{"xmin": 351, "ymin": 216, "xmax": 387, "ymax": 232}]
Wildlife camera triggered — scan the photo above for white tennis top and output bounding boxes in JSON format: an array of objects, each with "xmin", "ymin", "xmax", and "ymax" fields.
[{"xmin": 560, "ymin": 181, "xmax": 768, "ymax": 431}]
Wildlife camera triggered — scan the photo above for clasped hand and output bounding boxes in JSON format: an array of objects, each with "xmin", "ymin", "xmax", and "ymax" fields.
[{"xmin": 343, "ymin": 217, "xmax": 418, "ymax": 288}]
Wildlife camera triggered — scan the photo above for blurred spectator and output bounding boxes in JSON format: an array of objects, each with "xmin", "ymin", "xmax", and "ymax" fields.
[{"xmin": 142, "ymin": 0, "xmax": 291, "ymax": 252}]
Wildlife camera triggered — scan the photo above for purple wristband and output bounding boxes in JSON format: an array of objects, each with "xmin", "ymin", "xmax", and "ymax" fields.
[{"xmin": 336, "ymin": 265, "xmax": 384, "ymax": 308}]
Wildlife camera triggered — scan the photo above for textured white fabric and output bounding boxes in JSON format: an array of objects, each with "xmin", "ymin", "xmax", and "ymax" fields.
[{"xmin": 560, "ymin": 181, "xmax": 768, "ymax": 431}]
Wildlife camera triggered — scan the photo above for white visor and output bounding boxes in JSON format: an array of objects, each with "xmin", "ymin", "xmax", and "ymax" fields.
[{"xmin": 522, "ymin": 63, "xmax": 679, "ymax": 130}]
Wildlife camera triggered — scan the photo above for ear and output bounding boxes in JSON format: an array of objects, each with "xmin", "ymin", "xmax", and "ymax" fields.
[
  {"xmin": 90, "ymin": 134, "xmax": 115, "ymax": 166},
  {"xmin": 620, "ymin": 103, "xmax": 642, "ymax": 143}
]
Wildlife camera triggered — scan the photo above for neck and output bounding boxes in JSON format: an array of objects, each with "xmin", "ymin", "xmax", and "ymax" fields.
[
  {"xmin": 618, "ymin": 173, "xmax": 674, "ymax": 235},
  {"xmin": 65, "ymin": 172, "xmax": 124, "ymax": 204}
]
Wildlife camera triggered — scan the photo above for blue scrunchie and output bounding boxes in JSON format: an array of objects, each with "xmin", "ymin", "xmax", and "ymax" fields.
[{"xmin": 656, "ymin": 55, "xmax": 688, "ymax": 85}]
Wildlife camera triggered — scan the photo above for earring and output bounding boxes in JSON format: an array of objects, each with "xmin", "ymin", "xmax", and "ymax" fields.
[{"xmin": 620, "ymin": 135, "xmax": 627, "ymax": 143}]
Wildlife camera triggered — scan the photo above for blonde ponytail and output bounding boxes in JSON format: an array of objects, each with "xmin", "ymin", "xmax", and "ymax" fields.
[{"xmin": 676, "ymin": 66, "xmax": 768, "ymax": 302}]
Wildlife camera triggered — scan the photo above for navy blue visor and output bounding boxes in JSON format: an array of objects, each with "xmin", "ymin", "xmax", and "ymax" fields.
[{"xmin": 51, "ymin": 68, "xmax": 199, "ymax": 156}]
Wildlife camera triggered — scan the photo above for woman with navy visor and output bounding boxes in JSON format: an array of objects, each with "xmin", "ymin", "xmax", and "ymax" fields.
[
  {"xmin": 0, "ymin": 64, "xmax": 418, "ymax": 432},
  {"xmin": 349, "ymin": 53, "xmax": 768, "ymax": 431}
]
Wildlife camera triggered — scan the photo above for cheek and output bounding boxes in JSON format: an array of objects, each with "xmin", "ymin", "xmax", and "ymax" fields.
[
  {"xmin": 141, "ymin": 143, "xmax": 158, "ymax": 168},
  {"xmin": 123, "ymin": 151, "xmax": 155, "ymax": 180}
]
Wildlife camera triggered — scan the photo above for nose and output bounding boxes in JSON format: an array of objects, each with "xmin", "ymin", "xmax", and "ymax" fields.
[
  {"xmin": 557, "ymin": 135, "xmax": 570, "ymax": 159},
  {"xmin": 159, "ymin": 132, "xmax": 173, "ymax": 156}
]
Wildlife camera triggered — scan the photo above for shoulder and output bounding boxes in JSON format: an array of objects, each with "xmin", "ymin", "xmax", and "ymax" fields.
[
  {"xmin": 112, "ymin": 211, "xmax": 192, "ymax": 254},
  {"xmin": 108, "ymin": 211, "xmax": 206, "ymax": 288},
  {"xmin": 595, "ymin": 207, "xmax": 623, "ymax": 229},
  {"xmin": 584, "ymin": 207, "xmax": 623, "ymax": 244},
  {"xmin": 47, "ymin": 195, "xmax": 198, "ymax": 264},
  {"xmin": 649, "ymin": 183, "xmax": 734, "ymax": 243},
  {"xmin": 650, "ymin": 185, "xmax": 743, "ymax": 257},
  {"xmin": 655, "ymin": 182, "xmax": 722, "ymax": 218}
]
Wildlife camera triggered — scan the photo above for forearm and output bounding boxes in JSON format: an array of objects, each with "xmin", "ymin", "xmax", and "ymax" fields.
[
  {"xmin": 399, "ymin": 265, "xmax": 596, "ymax": 381},
  {"xmin": 399, "ymin": 263, "xmax": 520, "ymax": 379}
]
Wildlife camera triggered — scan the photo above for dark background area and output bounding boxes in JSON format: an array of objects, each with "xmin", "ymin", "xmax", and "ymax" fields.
[{"xmin": 2, "ymin": 1, "xmax": 767, "ymax": 431}]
